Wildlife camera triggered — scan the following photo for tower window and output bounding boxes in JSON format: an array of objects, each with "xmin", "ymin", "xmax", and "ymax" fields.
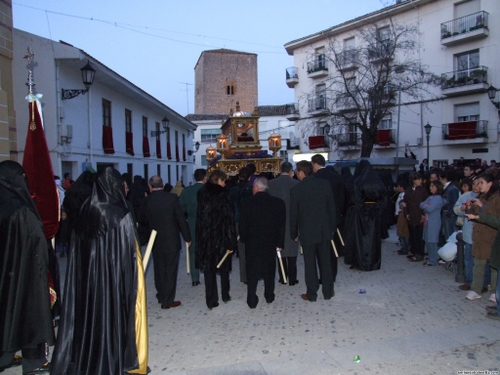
[{"xmin": 226, "ymin": 85, "xmax": 235, "ymax": 95}]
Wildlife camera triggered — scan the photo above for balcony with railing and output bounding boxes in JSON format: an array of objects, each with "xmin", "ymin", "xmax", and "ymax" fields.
[
  {"xmin": 335, "ymin": 93, "xmax": 358, "ymax": 113},
  {"xmin": 368, "ymin": 41, "xmax": 394, "ymax": 62},
  {"xmin": 336, "ymin": 131, "xmax": 359, "ymax": 150},
  {"xmin": 307, "ymin": 95, "xmax": 329, "ymax": 116},
  {"xmin": 441, "ymin": 66, "xmax": 489, "ymax": 96},
  {"xmin": 308, "ymin": 135, "xmax": 328, "ymax": 150},
  {"xmin": 307, "ymin": 55, "xmax": 328, "ymax": 78},
  {"xmin": 286, "ymin": 67, "xmax": 299, "ymax": 88},
  {"xmin": 374, "ymin": 128, "xmax": 396, "ymax": 149},
  {"xmin": 442, "ymin": 120, "xmax": 488, "ymax": 144},
  {"xmin": 441, "ymin": 11, "xmax": 489, "ymax": 46},
  {"xmin": 285, "ymin": 102, "xmax": 300, "ymax": 120},
  {"xmin": 337, "ymin": 50, "xmax": 358, "ymax": 72}
]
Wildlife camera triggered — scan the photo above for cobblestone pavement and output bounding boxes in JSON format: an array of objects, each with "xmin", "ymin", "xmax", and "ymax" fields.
[{"xmin": 5, "ymin": 228, "xmax": 500, "ymax": 375}]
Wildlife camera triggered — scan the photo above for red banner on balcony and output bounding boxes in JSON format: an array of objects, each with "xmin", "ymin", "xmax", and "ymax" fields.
[
  {"xmin": 309, "ymin": 135, "xmax": 326, "ymax": 149},
  {"xmin": 167, "ymin": 142, "xmax": 172, "ymax": 160},
  {"xmin": 175, "ymin": 144, "xmax": 180, "ymax": 162},
  {"xmin": 142, "ymin": 136, "xmax": 150, "ymax": 157},
  {"xmin": 376, "ymin": 129, "xmax": 391, "ymax": 146},
  {"xmin": 448, "ymin": 121, "xmax": 477, "ymax": 140},
  {"xmin": 103, "ymin": 125, "xmax": 115, "ymax": 154},
  {"xmin": 156, "ymin": 139, "xmax": 162, "ymax": 158},
  {"xmin": 126, "ymin": 131, "xmax": 134, "ymax": 156}
]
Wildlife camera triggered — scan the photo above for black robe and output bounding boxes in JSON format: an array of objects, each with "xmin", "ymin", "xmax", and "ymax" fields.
[
  {"xmin": 0, "ymin": 161, "xmax": 54, "ymax": 354},
  {"xmin": 51, "ymin": 167, "xmax": 140, "ymax": 375},
  {"xmin": 344, "ymin": 160, "xmax": 387, "ymax": 271},
  {"xmin": 195, "ymin": 182, "xmax": 237, "ymax": 272}
]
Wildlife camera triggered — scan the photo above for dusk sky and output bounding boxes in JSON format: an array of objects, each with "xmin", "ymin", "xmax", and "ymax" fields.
[{"xmin": 13, "ymin": 0, "xmax": 387, "ymax": 116}]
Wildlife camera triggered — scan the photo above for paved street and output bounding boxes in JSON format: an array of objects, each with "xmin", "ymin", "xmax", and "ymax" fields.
[{"xmin": 5, "ymin": 227, "xmax": 500, "ymax": 375}]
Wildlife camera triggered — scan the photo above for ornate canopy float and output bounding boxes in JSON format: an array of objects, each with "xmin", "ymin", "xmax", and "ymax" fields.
[{"xmin": 207, "ymin": 102, "xmax": 282, "ymax": 176}]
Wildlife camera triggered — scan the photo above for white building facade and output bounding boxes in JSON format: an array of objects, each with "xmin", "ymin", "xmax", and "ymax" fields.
[
  {"xmin": 284, "ymin": 0, "xmax": 500, "ymax": 167},
  {"xmin": 13, "ymin": 29, "xmax": 196, "ymax": 185}
]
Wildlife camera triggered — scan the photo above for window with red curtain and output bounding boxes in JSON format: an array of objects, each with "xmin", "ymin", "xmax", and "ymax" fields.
[
  {"xmin": 125, "ymin": 108, "xmax": 134, "ymax": 155},
  {"xmin": 175, "ymin": 130, "xmax": 180, "ymax": 162},
  {"xmin": 166, "ymin": 128, "xmax": 172, "ymax": 160},
  {"xmin": 142, "ymin": 116, "xmax": 150, "ymax": 157},
  {"xmin": 102, "ymin": 99, "xmax": 115, "ymax": 154},
  {"xmin": 182, "ymin": 133, "xmax": 186, "ymax": 161},
  {"xmin": 155, "ymin": 122, "xmax": 162, "ymax": 158}
]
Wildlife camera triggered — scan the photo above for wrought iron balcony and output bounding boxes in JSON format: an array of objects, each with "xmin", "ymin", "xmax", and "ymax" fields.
[
  {"xmin": 307, "ymin": 95, "xmax": 329, "ymax": 115},
  {"xmin": 286, "ymin": 67, "xmax": 299, "ymax": 88},
  {"xmin": 336, "ymin": 50, "xmax": 358, "ymax": 71},
  {"xmin": 307, "ymin": 55, "xmax": 328, "ymax": 78},
  {"xmin": 285, "ymin": 102, "xmax": 300, "ymax": 120},
  {"xmin": 336, "ymin": 132, "xmax": 358, "ymax": 147},
  {"xmin": 442, "ymin": 120, "xmax": 488, "ymax": 143},
  {"xmin": 367, "ymin": 40, "xmax": 394, "ymax": 62},
  {"xmin": 308, "ymin": 135, "xmax": 328, "ymax": 150},
  {"xmin": 441, "ymin": 66, "xmax": 489, "ymax": 96},
  {"xmin": 441, "ymin": 11, "xmax": 489, "ymax": 46}
]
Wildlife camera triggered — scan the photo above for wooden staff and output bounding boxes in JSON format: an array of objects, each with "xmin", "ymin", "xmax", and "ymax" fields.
[
  {"xmin": 337, "ymin": 228, "xmax": 345, "ymax": 246},
  {"xmin": 143, "ymin": 230, "xmax": 157, "ymax": 270},
  {"xmin": 330, "ymin": 239, "xmax": 339, "ymax": 258},
  {"xmin": 216, "ymin": 250, "xmax": 233, "ymax": 269},
  {"xmin": 277, "ymin": 249, "xmax": 287, "ymax": 284},
  {"xmin": 185, "ymin": 242, "xmax": 190, "ymax": 275}
]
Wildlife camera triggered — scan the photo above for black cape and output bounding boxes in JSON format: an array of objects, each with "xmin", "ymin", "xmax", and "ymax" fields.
[
  {"xmin": 51, "ymin": 167, "xmax": 139, "ymax": 375},
  {"xmin": 0, "ymin": 161, "xmax": 55, "ymax": 353},
  {"xmin": 344, "ymin": 160, "xmax": 387, "ymax": 271},
  {"xmin": 196, "ymin": 182, "xmax": 237, "ymax": 272}
]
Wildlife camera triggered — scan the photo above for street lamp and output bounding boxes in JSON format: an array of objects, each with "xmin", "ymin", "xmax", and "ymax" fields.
[
  {"xmin": 487, "ymin": 86, "xmax": 500, "ymax": 109},
  {"xmin": 187, "ymin": 141, "xmax": 201, "ymax": 156},
  {"xmin": 424, "ymin": 122, "xmax": 432, "ymax": 165},
  {"xmin": 61, "ymin": 60, "xmax": 96, "ymax": 100},
  {"xmin": 151, "ymin": 116, "xmax": 170, "ymax": 137}
]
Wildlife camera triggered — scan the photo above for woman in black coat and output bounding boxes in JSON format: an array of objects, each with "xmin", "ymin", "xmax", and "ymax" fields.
[{"xmin": 196, "ymin": 169, "xmax": 238, "ymax": 310}]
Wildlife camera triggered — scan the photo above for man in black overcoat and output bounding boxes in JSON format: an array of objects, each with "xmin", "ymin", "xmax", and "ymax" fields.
[
  {"xmin": 290, "ymin": 161, "xmax": 337, "ymax": 302},
  {"xmin": 140, "ymin": 175, "xmax": 191, "ymax": 309},
  {"xmin": 239, "ymin": 177, "xmax": 286, "ymax": 308},
  {"xmin": 311, "ymin": 153, "xmax": 344, "ymax": 273}
]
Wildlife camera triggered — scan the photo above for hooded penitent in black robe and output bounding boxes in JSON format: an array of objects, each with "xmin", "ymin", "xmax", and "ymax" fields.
[
  {"xmin": 51, "ymin": 167, "xmax": 147, "ymax": 375},
  {"xmin": 0, "ymin": 161, "xmax": 55, "ymax": 355},
  {"xmin": 344, "ymin": 160, "xmax": 387, "ymax": 271}
]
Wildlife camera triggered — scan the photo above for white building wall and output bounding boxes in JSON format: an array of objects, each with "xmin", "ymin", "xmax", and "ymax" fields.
[
  {"xmin": 285, "ymin": 0, "xmax": 500, "ymax": 165},
  {"xmin": 14, "ymin": 29, "xmax": 196, "ymax": 185}
]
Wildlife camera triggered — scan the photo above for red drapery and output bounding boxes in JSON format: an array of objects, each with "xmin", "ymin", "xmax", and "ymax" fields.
[
  {"xmin": 126, "ymin": 131, "xmax": 134, "ymax": 156},
  {"xmin": 22, "ymin": 100, "xmax": 59, "ymax": 239},
  {"xmin": 143, "ymin": 136, "xmax": 150, "ymax": 157},
  {"xmin": 448, "ymin": 121, "xmax": 477, "ymax": 140},
  {"xmin": 167, "ymin": 142, "xmax": 172, "ymax": 160},
  {"xmin": 376, "ymin": 129, "xmax": 391, "ymax": 146},
  {"xmin": 175, "ymin": 144, "xmax": 180, "ymax": 162},
  {"xmin": 309, "ymin": 135, "xmax": 326, "ymax": 149},
  {"xmin": 103, "ymin": 125, "xmax": 115, "ymax": 154},
  {"xmin": 156, "ymin": 139, "xmax": 162, "ymax": 158}
]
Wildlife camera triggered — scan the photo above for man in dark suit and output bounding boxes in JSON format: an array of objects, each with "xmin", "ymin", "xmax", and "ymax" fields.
[
  {"xmin": 240, "ymin": 177, "xmax": 286, "ymax": 308},
  {"xmin": 290, "ymin": 161, "xmax": 337, "ymax": 302},
  {"xmin": 179, "ymin": 169, "xmax": 207, "ymax": 286},
  {"xmin": 140, "ymin": 175, "xmax": 191, "ymax": 309},
  {"xmin": 268, "ymin": 161, "xmax": 300, "ymax": 285},
  {"xmin": 311, "ymin": 153, "xmax": 344, "ymax": 275}
]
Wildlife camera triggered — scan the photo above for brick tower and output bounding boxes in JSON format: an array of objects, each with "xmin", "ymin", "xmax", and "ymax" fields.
[{"xmin": 194, "ymin": 49, "xmax": 257, "ymax": 114}]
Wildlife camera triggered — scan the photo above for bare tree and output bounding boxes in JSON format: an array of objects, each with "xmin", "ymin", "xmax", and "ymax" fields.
[{"xmin": 315, "ymin": 19, "xmax": 439, "ymax": 157}]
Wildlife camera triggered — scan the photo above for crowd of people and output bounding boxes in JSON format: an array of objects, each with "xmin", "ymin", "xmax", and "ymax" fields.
[
  {"xmin": 393, "ymin": 159, "xmax": 500, "ymax": 322},
  {"xmin": 2, "ymin": 154, "xmax": 500, "ymax": 374}
]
